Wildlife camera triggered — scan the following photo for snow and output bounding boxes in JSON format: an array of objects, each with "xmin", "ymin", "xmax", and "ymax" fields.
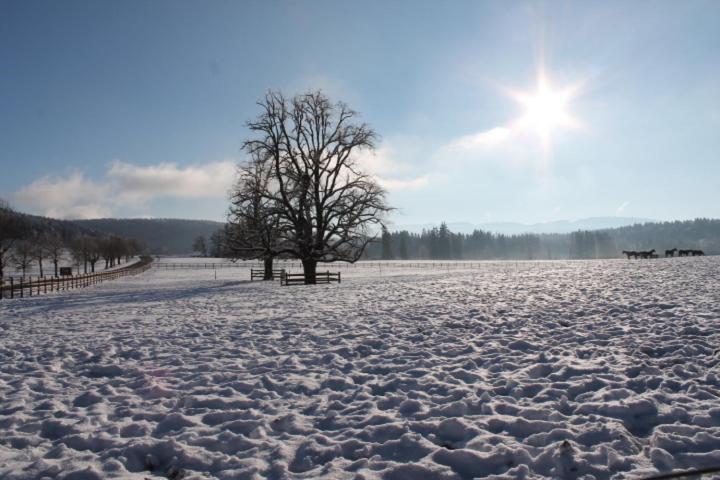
[{"xmin": 1, "ymin": 257, "xmax": 719, "ymax": 479}]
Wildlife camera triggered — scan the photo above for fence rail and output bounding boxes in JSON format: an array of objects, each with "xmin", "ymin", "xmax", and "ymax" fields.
[
  {"xmin": 151, "ymin": 259, "xmax": 601, "ymax": 276},
  {"xmin": 153, "ymin": 260, "xmax": 568, "ymax": 270},
  {"xmin": 0, "ymin": 256, "xmax": 153, "ymax": 300},
  {"xmin": 250, "ymin": 268, "xmax": 285, "ymax": 281},
  {"xmin": 280, "ymin": 270, "xmax": 341, "ymax": 286}
]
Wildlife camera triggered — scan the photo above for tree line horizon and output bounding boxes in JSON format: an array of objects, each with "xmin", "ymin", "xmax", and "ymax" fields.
[
  {"xmin": 198, "ymin": 217, "xmax": 719, "ymax": 262},
  {"xmin": 0, "ymin": 201, "xmax": 144, "ymax": 279}
]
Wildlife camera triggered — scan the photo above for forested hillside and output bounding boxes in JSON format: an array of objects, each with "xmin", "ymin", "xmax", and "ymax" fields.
[{"xmin": 72, "ymin": 218, "xmax": 224, "ymax": 255}]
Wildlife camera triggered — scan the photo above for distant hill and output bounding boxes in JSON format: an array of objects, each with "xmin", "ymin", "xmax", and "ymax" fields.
[
  {"xmin": 71, "ymin": 218, "xmax": 225, "ymax": 255},
  {"xmin": 393, "ymin": 217, "xmax": 655, "ymax": 235}
]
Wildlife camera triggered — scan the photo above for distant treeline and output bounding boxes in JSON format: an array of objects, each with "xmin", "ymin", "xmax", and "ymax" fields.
[
  {"xmin": 73, "ymin": 218, "xmax": 224, "ymax": 255},
  {"xmin": 364, "ymin": 218, "xmax": 720, "ymax": 260},
  {"xmin": 0, "ymin": 203, "xmax": 145, "ymax": 278}
]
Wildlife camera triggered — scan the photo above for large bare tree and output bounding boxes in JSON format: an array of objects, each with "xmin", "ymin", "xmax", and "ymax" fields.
[{"xmin": 243, "ymin": 91, "xmax": 392, "ymax": 283}]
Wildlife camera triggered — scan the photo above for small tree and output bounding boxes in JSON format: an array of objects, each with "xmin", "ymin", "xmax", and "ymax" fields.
[
  {"xmin": 398, "ymin": 231, "xmax": 410, "ymax": 260},
  {"xmin": 71, "ymin": 235, "xmax": 93, "ymax": 274},
  {"xmin": 243, "ymin": 90, "xmax": 392, "ymax": 283},
  {"xmin": 226, "ymin": 158, "xmax": 283, "ymax": 280},
  {"xmin": 99, "ymin": 235, "xmax": 122, "ymax": 269},
  {"xmin": 208, "ymin": 228, "xmax": 226, "ymax": 258},
  {"xmin": 192, "ymin": 236, "xmax": 207, "ymax": 257},
  {"xmin": 381, "ymin": 226, "xmax": 394, "ymax": 260},
  {"xmin": 0, "ymin": 201, "xmax": 30, "ymax": 278},
  {"xmin": 44, "ymin": 231, "xmax": 65, "ymax": 277},
  {"xmin": 86, "ymin": 237, "xmax": 102, "ymax": 272},
  {"xmin": 13, "ymin": 240, "xmax": 35, "ymax": 277}
]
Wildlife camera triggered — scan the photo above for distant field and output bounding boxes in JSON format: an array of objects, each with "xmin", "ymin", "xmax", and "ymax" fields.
[{"xmin": 1, "ymin": 257, "xmax": 719, "ymax": 479}]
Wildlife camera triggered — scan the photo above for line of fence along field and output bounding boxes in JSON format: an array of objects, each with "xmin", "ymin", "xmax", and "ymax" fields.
[
  {"xmin": 0, "ymin": 256, "xmax": 154, "ymax": 300},
  {"xmin": 152, "ymin": 259, "xmax": 588, "ymax": 272}
]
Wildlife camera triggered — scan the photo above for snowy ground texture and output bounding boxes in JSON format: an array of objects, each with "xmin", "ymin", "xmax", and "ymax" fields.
[{"xmin": 1, "ymin": 258, "xmax": 719, "ymax": 479}]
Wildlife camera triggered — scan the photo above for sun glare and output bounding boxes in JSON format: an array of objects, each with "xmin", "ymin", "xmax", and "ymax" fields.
[{"xmin": 510, "ymin": 74, "xmax": 579, "ymax": 147}]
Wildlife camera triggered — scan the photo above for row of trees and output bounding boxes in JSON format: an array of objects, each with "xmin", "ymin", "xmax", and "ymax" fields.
[
  {"xmin": 370, "ymin": 219, "xmax": 718, "ymax": 260},
  {"xmin": 0, "ymin": 202, "xmax": 144, "ymax": 278},
  {"xmin": 220, "ymin": 91, "xmax": 392, "ymax": 283},
  {"xmin": 375, "ymin": 224, "xmax": 552, "ymax": 260}
]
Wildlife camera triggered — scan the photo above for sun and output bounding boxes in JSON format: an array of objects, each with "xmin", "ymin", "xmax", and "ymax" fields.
[{"xmin": 510, "ymin": 73, "xmax": 579, "ymax": 145}]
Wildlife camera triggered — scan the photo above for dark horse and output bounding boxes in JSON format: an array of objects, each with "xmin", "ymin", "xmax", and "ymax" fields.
[
  {"xmin": 691, "ymin": 249, "xmax": 705, "ymax": 256},
  {"xmin": 638, "ymin": 249, "xmax": 656, "ymax": 259},
  {"xmin": 622, "ymin": 250, "xmax": 638, "ymax": 259},
  {"xmin": 665, "ymin": 248, "xmax": 677, "ymax": 258}
]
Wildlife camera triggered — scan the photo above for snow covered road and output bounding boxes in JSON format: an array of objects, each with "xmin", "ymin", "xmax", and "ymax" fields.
[{"xmin": 1, "ymin": 258, "xmax": 719, "ymax": 479}]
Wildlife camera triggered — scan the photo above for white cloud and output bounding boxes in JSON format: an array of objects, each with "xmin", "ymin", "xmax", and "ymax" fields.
[
  {"xmin": 12, "ymin": 160, "xmax": 238, "ymax": 219},
  {"xmin": 616, "ymin": 201, "xmax": 630, "ymax": 213},
  {"xmin": 108, "ymin": 160, "xmax": 236, "ymax": 205},
  {"xmin": 444, "ymin": 127, "xmax": 512, "ymax": 151},
  {"xmin": 14, "ymin": 172, "xmax": 112, "ymax": 220},
  {"xmin": 354, "ymin": 144, "xmax": 431, "ymax": 192},
  {"xmin": 355, "ymin": 146, "xmax": 412, "ymax": 176},
  {"xmin": 376, "ymin": 175, "xmax": 430, "ymax": 191}
]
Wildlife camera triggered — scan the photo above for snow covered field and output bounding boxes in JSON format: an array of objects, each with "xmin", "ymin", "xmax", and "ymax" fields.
[{"xmin": 1, "ymin": 257, "xmax": 719, "ymax": 479}]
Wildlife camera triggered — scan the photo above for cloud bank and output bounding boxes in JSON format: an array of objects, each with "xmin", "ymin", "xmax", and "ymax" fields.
[
  {"xmin": 12, "ymin": 149, "xmax": 432, "ymax": 219},
  {"xmin": 13, "ymin": 160, "xmax": 237, "ymax": 219}
]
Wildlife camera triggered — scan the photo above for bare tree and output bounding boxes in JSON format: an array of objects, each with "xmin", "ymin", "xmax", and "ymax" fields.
[
  {"xmin": 226, "ymin": 157, "xmax": 284, "ymax": 280},
  {"xmin": 86, "ymin": 237, "xmax": 102, "ymax": 272},
  {"xmin": 44, "ymin": 231, "xmax": 65, "ymax": 277},
  {"xmin": 13, "ymin": 240, "xmax": 35, "ymax": 277},
  {"xmin": 243, "ymin": 91, "xmax": 392, "ymax": 283},
  {"xmin": 71, "ymin": 235, "xmax": 92, "ymax": 274},
  {"xmin": 0, "ymin": 201, "xmax": 30, "ymax": 279},
  {"xmin": 31, "ymin": 230, "xmax": 49, "ymax": 277},
  {"xmin": 125, "ymin": 238, "xmax": 143, "ymax": 262}
]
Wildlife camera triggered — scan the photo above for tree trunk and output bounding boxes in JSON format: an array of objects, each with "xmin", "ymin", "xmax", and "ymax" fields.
[
  {"xmin": 302, "ymin": 258, "xmax": 317, "ymax": 284},
  {"xmin": 54, "ymin": 260, "xmax": 58, "ymax": 277},
  {"xmin": 91, "ymin": 261, "xmax": 96, "ymax": 273},
  {"xmin": 263, "ymin": 256, "xmax": 274, "ymax": 280},
  {"xmin": 39, "ymin": 258, "xmax": 44, "ymax": 277}
]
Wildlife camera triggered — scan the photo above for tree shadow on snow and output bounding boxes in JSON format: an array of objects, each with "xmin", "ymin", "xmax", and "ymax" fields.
[{"xmin": 5, "ymin": 280, "xmax": 255, "ymax": 314}]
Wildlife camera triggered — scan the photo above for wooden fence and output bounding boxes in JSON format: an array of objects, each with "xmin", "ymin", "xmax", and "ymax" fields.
[
  {"xmin": 0, "ymin": 256, "xmax": 153, "ymax": 300},
  {"xmin": 250, "ymin": 268, "xmax": 285, "ymax": 281},
  {"xmin": 280, "ymin": 270, "xmax": 341, "ymax": 286},
  {"xmin": 153, "ymin": 260, "xmax": 545, "ymax": 270}
]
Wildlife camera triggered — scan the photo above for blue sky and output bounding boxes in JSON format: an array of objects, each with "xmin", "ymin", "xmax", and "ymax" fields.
[{"xmin": 1, "ymin": 0, "xmax": 719, "ymax": 224}]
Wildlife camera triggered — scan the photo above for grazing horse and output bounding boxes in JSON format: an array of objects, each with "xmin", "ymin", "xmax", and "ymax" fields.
[
  {"xmin": 691, "ymin": 249, "xmax": 705, "ymax": 256},
  {"xmin": 678, "ymin": 249, "xmax": 689, "ymax": 257},
  {"xmin": 622, "ymin": 250, "xmax": 638, "ymax": 259},
  {"xmin": 665, "ymin": 248, "xmax": 677, "ymax": 258}
]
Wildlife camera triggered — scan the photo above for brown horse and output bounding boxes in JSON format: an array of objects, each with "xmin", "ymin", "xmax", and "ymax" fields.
[{"xmin": 665, "ymin": 248, "xmax": 677, "ymax": 258}]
